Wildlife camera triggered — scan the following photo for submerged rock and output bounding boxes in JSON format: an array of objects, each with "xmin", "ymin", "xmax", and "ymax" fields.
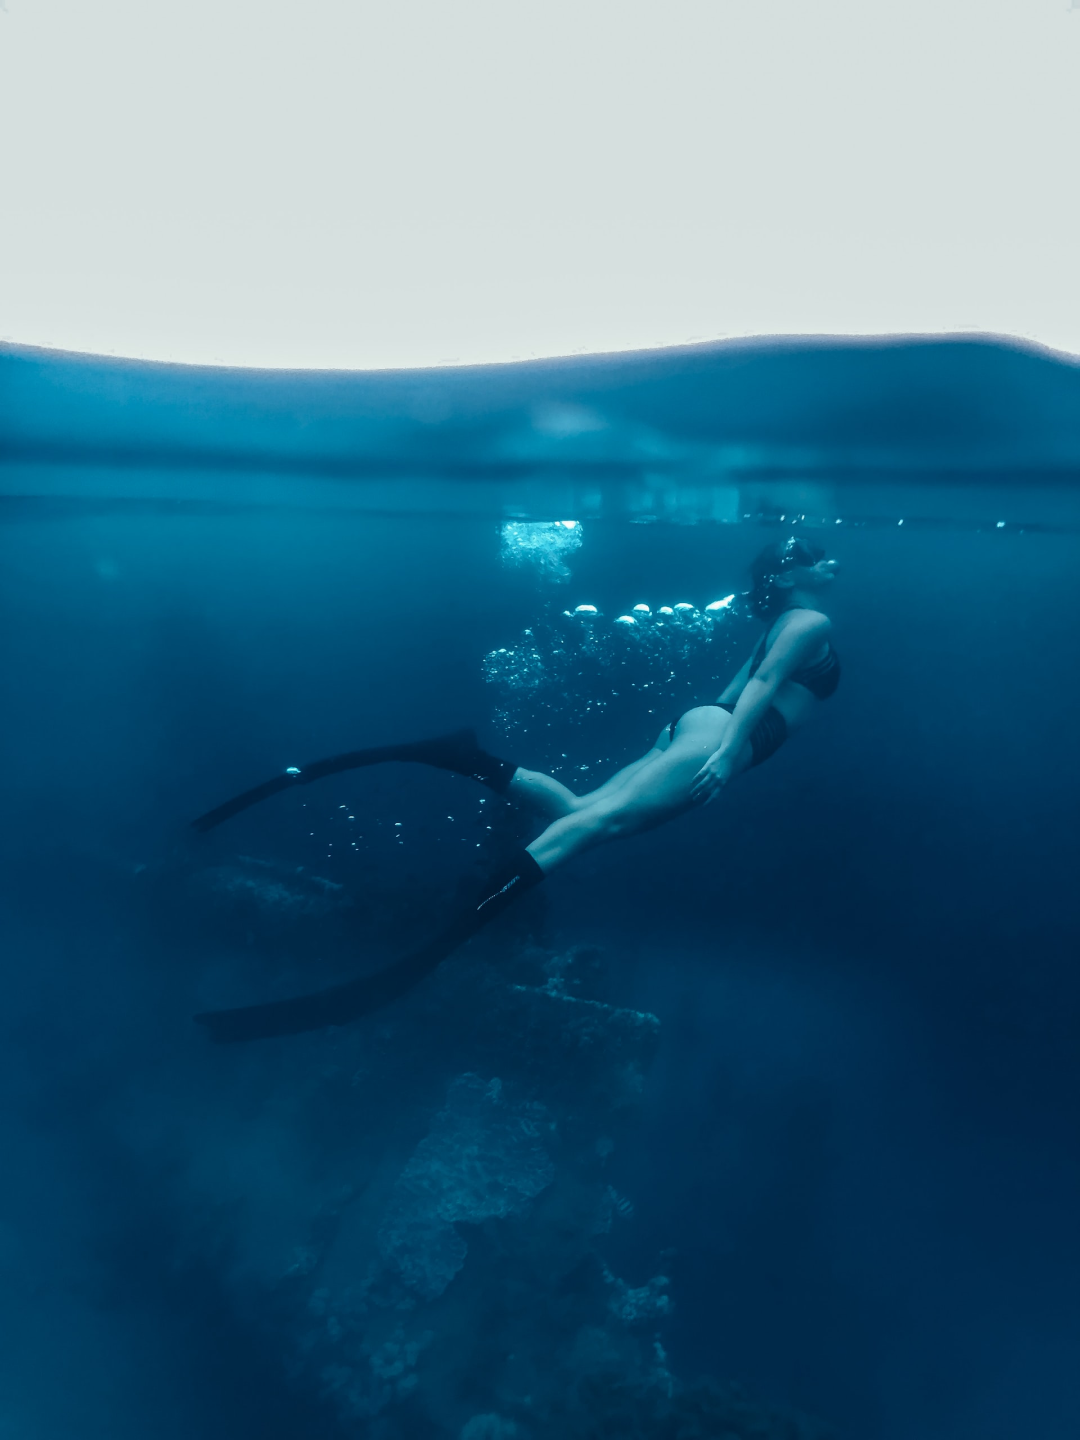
[
  {"xmin": 378, "ymin": 1074, "xmax": 555, "ymax": 1300},
  {"xmin": 174, "ymin": 880, "xmax": 833, "ymax": 1439},
  {"xmin": 460, "ymin": 1415, "xmax": 521, "ymax": 1440},
  {"xmin": 196, "ymin": 856, "xmax": 348, "ymax": 919}
]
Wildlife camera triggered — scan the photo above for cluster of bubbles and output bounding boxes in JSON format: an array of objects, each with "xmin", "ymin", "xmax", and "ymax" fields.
[
  {"xmin": 499, "ymin": 520, "xmax": 583, "ymax": 583},
  {"xmin": 482, "ymin": 594, "xmax": 750, "ymax": 759},
  {"xmin": 293, "ymin": 790, "xmax": 502, "ymax": 872}
]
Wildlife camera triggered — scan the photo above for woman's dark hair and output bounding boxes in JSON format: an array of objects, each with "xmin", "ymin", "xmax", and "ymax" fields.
[{"xmin": 747, "ymin": 537, "xmax": 825, "ymax": 619}]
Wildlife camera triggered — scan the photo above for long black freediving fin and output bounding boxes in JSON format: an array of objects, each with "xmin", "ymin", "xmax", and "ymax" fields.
[
  {"xmin": 194, "ymin": 943, "xmax": 448, "ymax": 1042},
  {"xmin": 194, "ymin": 848, "xmax": 545, "ymax": 1042},
  {"xmin": 190, "ymin": 728, "xmax": 517, "ymax": 833}
]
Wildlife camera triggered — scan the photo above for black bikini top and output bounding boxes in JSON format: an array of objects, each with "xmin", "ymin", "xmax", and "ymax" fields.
[{"xmin": 748, "ymin": 607, "xmax": 840, "ymax": 700}]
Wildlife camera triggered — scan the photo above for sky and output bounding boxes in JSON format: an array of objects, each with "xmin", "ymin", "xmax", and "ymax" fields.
[{"xmin": 1, "ymin": 0, "xmax": 1078, "ymax": 369}]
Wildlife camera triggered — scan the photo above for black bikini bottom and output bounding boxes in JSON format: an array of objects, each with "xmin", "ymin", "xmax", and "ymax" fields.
[{"xmin": 668, "ymin": 702, "xmax": 788, "ymax": 768}]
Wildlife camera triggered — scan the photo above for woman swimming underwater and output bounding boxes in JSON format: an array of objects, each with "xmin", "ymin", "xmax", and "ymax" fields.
[{"xmin": 194, "ymin": 538, "xmax": 839, "ymax": 1041}]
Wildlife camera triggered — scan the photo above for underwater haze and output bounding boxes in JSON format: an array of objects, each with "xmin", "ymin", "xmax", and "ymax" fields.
[{"xmin": 2, "ymin": 337, "xmax": 1080, "ymax": 1440}]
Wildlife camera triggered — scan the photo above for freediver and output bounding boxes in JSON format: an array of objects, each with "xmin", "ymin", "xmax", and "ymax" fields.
[{"xmin": 194, "ymin": 538, "xmax": 839, "ymax": 1041}]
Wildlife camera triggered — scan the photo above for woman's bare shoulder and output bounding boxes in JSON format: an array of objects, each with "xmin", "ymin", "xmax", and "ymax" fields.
[{"xmin": 772, "ymin": 608, "xmax": 831, "ymax": 641}]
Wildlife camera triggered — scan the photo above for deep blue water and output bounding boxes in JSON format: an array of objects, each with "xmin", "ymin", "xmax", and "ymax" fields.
[{"xmin": 1, "ymin": 337, "xmax": 1079, "ymax": 1439}]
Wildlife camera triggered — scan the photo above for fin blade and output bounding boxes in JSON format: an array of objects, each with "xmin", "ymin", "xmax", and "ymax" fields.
[
  {"xmin": 188, "ymin": 732, "xmax": 479, "ymax": 832},
  {"xmin": 194, "ymin": 946, "xmax": 445, "ymax": 1042}
]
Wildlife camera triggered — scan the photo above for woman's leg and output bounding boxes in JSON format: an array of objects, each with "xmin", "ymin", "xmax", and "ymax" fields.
[
  {"xmin": 526, "ymin": 709, "xmax": 744, "ymax": 872},
  {"xmin": 573, "ymin": 726, "xmax": 673, "ymax": 807},
  {"xmin": 506, "ymin": 768, "xmax": 582, "ymax": 820},
  {"xmin": 506, "ymin": 726, "xmax": 673, "ymax": 821}
]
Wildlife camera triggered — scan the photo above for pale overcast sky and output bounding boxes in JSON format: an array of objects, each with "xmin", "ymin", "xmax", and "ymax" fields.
[{"xmin": 1, "ymin": 0, "xmax": 1077, "ymax": 369}]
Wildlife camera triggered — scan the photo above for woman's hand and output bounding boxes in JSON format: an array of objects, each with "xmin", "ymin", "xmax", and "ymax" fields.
[{"xmin": 690, "ymin": 750, "xmax": 735, "ymax": 806}]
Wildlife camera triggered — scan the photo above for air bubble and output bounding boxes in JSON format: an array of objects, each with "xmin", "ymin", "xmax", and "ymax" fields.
[
  {"xmin": 484, "ymin": 585, "xmax": 746, "ymax": 745},
  {"xmin": 500, "ymin": 520, "xmax": 583, "ymax": 582}
]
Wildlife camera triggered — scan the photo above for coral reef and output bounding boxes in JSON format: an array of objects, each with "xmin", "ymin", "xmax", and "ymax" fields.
[
  {"xmin": 176, "ymin": 855, "xmax": 835, "ymax": 1440},
  {"xmin": 378, "ymin": 1075, "xmax": 555, "ymax": 1301}
]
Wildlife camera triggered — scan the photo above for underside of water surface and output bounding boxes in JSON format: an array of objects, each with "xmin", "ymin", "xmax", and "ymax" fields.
[{"xmin": 1, "ymin": 336, "xmax": 1079, "ymax": 1440}]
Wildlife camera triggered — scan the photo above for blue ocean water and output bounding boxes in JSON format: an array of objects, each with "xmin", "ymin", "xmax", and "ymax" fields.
[{"xmin": 1, "ymin": 337, "xmax": 1079, "ymax": 1439}]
